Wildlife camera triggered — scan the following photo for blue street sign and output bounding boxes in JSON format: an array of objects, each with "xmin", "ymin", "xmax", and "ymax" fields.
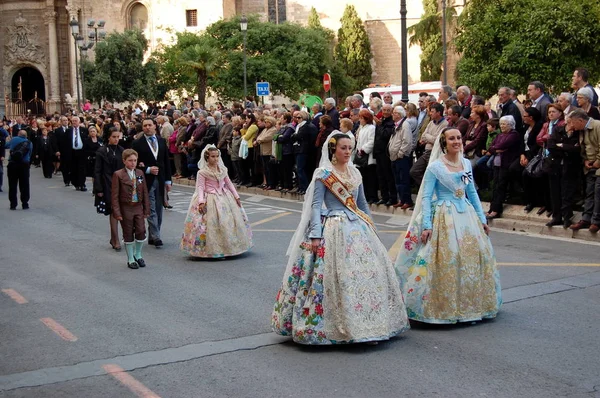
[{"xmin": 256, "ymin": 82, "xmax": 270, "ymax": 96}]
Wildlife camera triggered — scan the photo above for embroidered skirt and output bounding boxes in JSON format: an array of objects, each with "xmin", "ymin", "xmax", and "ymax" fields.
[
  {"xmin": 272, "ymin": 214, "xmax": 409, "ymax": 344},
  {"xmin": 395, "ymin": 202, "xmax": 502, "ymax": 324},
  {"xmin": 180, "ymin": 191, "xmax": 253, "ymax": 258}
]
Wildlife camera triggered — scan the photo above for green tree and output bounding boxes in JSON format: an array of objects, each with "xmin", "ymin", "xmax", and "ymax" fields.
[
  {"xmin": 203, "ymin": 16, "xmax": 331, "ymax": 101},
  {"xmin": 307, "ymin": 7, "xmax": 322, "ymax": 30},
  {"xmin": 179, "ymin": 39, "xmax": 220, "ymax": 106},
  {"xmin": 335, "ymin": 5, "xmax": 372, "ymax": 89},
  {"xmin": 455, "ymin": 0, "xmax": 600, "ymax": 98},
  {"xmin": 83, "ymin": 30, "xmax": 154, "ymax": 102},
  {"xmin": 408, "ymin": 0, "xmax": 442, "ymax": 81}
]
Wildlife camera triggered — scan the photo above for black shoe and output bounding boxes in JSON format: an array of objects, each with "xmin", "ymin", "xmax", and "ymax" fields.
[
  {"xmin": 127, "ymin": 262, "xmax": 139, "ymax": 269},
  {"xmin": 148, "ymin": 238, "xmax": 155, "ymax": 245},
  {"xmin": 536, "ymin": 206, "xmax": 546, "ymax": 215},
  {"xmin": 10, "ymin": 206, "xmax": 16, "ymax": 210},
  {"xmin": 563, "ymin": 219, "xmax": 573, "ymax": 229},
  {"xmin": 376, "ymin": 199, "xmax": 386, "ymax": 205},
  {"xmin": 524, "ymin": 204, "xmax": 534, "ymax": 213},
  {"xmin": 80, "ymin": 186, "xmax": 88, "ymax": 192},
  {"xmin": 135, "ymin": 258, "xmax": 146, "ymax": 268},
  {"xmin": 385, "ymin": 200, "xmax": 394, "ymax": 206},
  {"xmin": 22, "ymin": 204, "xmax": 29, "ymax": 210},
  {"xmin": 154, "ymin": 239, "xmax": 163, "ymax": 247},
  {"xmin": 546, "ymin": 219, "xmax": 563, "ymax": 227},
  {"xmin": 75, "ymin": 186, "xmax": 81, "ymax": 191}
]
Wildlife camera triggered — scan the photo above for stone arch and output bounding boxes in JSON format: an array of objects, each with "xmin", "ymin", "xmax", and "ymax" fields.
[
  {"xmin": 121, "ymin": 0, "xmax": 154, "ymax": 50},
  {"xmin": 4, "ymin": 63, "xmax": 48, "ymax": 116}
]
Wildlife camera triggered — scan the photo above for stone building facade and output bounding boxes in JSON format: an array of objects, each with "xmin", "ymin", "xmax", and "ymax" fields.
[{"xmin": 0, "ymin": 0, "xmax": 426, "ymax": 117}]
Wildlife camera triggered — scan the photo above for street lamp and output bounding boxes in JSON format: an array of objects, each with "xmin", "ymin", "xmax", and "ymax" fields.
[
  {"xmin": 400, "ymin": 0, "xmax": 409, "ymax": 103},
  {"xmin": 240, "ymin": 15, "xmax": 248, "ymax": 99},
  {"xmin": 87, "ymin": 19, "xmax": 106, "ymax": 45},
  {"xmin": 69, "ymin": 17, "xmax": 82, "ymax": 111},
  {"xmin": 78, "ymin": 41, "xmax": 94, "ymax": 106},
  {"xmin": 441, "ymin": 0, "xmax": 448, "ymax": 85}
]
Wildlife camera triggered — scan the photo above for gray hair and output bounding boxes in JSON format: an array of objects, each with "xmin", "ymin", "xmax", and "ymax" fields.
[
  {"xmin": 299, "ymin": 111, "xmax": 310, "ymax": 121},
  {"xmin": 559, "ymin": 92, "xmax": 573, "ymax": 103},
  {"xmin": 213, "ymin": 111, "xmax": 222, "ymax": 120},
  {"xmin": 498, "ymin": 87, "xmax": 511, "ymax": 95},
  {"xmin": 370, "ymin": 97, "xmax": 383, "ymax": 111},
  {"xmin": 312, "ymin": 103, "xmax": 322, "ymax": 112},
  {"xmin": 191, "ymin": 110, "xmax": 201, "ymax": 119},
  {"xmin": 394, "ymin": 106, "xmax": 406, "ymax": 118},
  {"xmin": 499, "ymin": 115, "xmax": 516, "ymax": 129},
  {"xmin": 199, "ymin": 110, "xmax": 208, "ymax": 119},
  {"xmin": 352, "ymin": 94, "xmax": 364, "ymax": 103},
  {"xmin": 568, "ymin": 108, "xmax": 590, "ymax": 121},
  {"xmin": 324, "ymin": 97, "xmax": 336, "ymax": 106},
  {"xmin": 206, "ymin": 116, "xmax": 216, "ymax": 126},
  {"xmin": 427, "ymin": 95, "xmax": 437, "ymax": 103},
  {"xmin": 577, "ymin": 86, "xmax": 594, "ymax": 102},
  {"xmin": 457, "ymin": 86, "xmax": 471, "ymax": 97},
  {"xmin": 529, "ymin": 81, "xmax": 545, "ymax": 92},
  {"xmin": 382, "ymin": 103, "xmax": 393, "ymax": 111},
  {"xmin": 350, "ymin": 108, "xmax": 361, "ymax": 116},
  {"xmin": 441, "ymin": 85, "xmax": 454, "ymax": 96}
]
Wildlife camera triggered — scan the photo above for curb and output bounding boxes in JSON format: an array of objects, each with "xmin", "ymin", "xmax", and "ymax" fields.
[{"xmin": 172, "ymin": 178, "xmax": 600, "ymax": 243}]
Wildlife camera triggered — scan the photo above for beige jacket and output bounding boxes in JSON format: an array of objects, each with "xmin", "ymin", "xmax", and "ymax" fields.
[
  {"xmin": 256, "ymin": 126, "xmax": 277, "ymax": 156},
  {"xmin": 580, "ymin": 119, "xmax": 600, "ymax": 175},
  {"xmin": 388, "ymin": 120, "xmax": 413, "ymax": 161},
  {"xmin": 421, "ymin": 118, "xmax": 449, "ymax": 150}
]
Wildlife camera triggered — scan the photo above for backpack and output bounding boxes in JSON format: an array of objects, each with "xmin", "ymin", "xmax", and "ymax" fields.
[{"xmin": 10, "ymin": 141, "xmax": 29, "ymax": 162}]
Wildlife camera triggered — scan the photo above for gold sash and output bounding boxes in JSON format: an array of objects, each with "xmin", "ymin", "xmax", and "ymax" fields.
[{"xmin": 320, "ymin": 170, "xmax": 377, "ymax": 232}]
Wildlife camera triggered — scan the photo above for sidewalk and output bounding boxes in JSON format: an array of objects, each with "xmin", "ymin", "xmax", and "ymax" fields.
[{"xmin": 172, "ymin": 177, "xmax": 600, "ymax": 243}]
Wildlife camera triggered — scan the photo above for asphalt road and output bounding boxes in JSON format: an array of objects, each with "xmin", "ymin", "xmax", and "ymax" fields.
[{"xmin": 1, "ymin": 169, "xmax": 599, "ymax": 398}]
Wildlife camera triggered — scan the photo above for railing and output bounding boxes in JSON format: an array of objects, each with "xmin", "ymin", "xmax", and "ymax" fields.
[{"xmin": 4, "ymin": 92, "xmax": 47, "ymax": 119}]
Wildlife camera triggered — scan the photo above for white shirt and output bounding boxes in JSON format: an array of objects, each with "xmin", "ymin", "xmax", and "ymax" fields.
[{"xmin": 72, "ymin": 127, "xmax": 83, "ymax": 150}]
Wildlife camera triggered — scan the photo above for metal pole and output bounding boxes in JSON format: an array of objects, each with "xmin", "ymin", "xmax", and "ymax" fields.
[
  {"xmin": 73, "ymin": 35, "xmax": 82, "ymax": 112},
  {"xmin": 400, "ymin": 0, "xmax": 409, "ymax": 102},
  {"xmin": 243, "ymin": 30, "xmax": 247, "ymax": 99},
  {"xmin": 441, "ymin": 0, "xmax": 447, "ymax": 85},
  {"xmin": 79, "ymin": 50, "xmax": 86, "ymax": 106}
]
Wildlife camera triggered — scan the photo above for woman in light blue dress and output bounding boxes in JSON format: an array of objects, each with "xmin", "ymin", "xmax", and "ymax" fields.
[
  {"xmin": 395, "ymin": 128, "xmax": 502, "ymax": 324},
  {"xmin": 272, "ymin": 132, "xmax": 409, "ymax": 344}
]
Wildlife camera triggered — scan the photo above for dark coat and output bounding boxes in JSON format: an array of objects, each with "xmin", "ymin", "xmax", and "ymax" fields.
[
  {"xmin": 111, "ymin": 168, "xmax": 151, "ymax": 220},
  {"xmin": 58, "ymin": 126, "xmax": 89, "ymax": 161},
  {"xmin": 489, "ymin": 129, "xmax": 521, "ymax": 168},
  {"xmin": 276, "ymin": 124, "xmax": 295, "ymax": 156},
  {"xmin": 373, "ymin": 116, "xmax": 395, "ymax": 156},
  {"xmin": 292, "ymin": 122, "xmax": 318, "ymax": 155},
  {"xmin": 522, "ymin": 121, "xmax": 544, "ymax": 159},
  {"xmin": 131, "ymin": 134, "xmax": 172, "ymax": 199},
  {"xmin": 93, "ymin": 145, "xmax": 124, "ymax": 214},
  {"xmin": 324, "ymin": 107, "xmax": 340, "ymax": 130},
  {"xmin": 463, "ymin": 122, "xmax": 488, "ymax": 156},
  {"xmin": 546, "ymin": 126, "xmax": 581, "ymax": 169},
  {"xmin": 499, "ymin": 101, "xmax": 524, "ymax": 135}
]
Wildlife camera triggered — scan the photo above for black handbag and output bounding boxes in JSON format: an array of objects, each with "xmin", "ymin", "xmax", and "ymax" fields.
[
  {"xmin": 524, "ymin": 150, "xmax": 545, "ymax": 178},
  {"xmin": 354, "ymin": 153, "xmax": 369, "ymax": 168}
]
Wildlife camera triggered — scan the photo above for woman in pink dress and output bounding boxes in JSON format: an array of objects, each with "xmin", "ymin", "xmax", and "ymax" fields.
[{"xmin": 180, "ymin": 145, "xmax": 253, "ymax": 258}]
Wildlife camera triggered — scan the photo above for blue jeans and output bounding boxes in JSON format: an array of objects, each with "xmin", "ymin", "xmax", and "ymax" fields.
[
  {"xmin": 295, "ymin": 153, "xmax": 308, "ymax": 191},
  {"xmin": 392, "ymin": 156, "xmax": 413, "ymax": 205},
  {"xmin": 147, "ymin": 179, "xmax": 163, "ymax": 240}
]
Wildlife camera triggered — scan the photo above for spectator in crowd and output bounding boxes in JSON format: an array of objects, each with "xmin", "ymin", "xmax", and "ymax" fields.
[
  {"xmin": 323, "ymin": 98, "xmax": 340, "ymax": 130},
  {"xmin": 311, "ymin": 103, "xmax": 323, "ymax": 129},
  {"xmin": 557, "ymin": 93, "xmax": 573, "ymax": 116},
  {"xmin": 172, "ymin": 117, "xmax": 189, "ymax": 178},
  {"xmin": 59, "ymin": 116, "xmax": 89, "ymax": 191},
  {"xmin": 36, "ymin": 125, "xmax": 55, "ymax": 179},
  {"xmin": 528, "ymin": 81, "xmax": 552, "ymax": 120},
  {"xmin": 7, "ymin": 130, "xmax": 33, "ymax": 210},
  {"xmin": 404, "ymin": 103, "xmax": 420, "ymax": 154},
  {"xmin": 276, "ymin": 112, "xmax": 295, "ymax": 192},
  {"xmin": 354, "ymin": 109, "xmax": 378, "ymax": 203},
  {"xmin": 438, "ymin": 85, "xmax": 455, "ymax": 103},
  {"xmin": 382, "ymin": 92, "xmax": 394, "ymax": 105},
  {"xmin": 255, "ymin": 116, "xmax": 277, "ymax": 189},
  {"xmin": 519, "ymin": 107, "xmax": 547, "ymax": 214},
  {"xmin": 575, "ymin": 87, "xmax": 600, "ymax": 120},
  {"xmin": 84, "ymin": 125, "xmax": 102, "ymax": 181},
  {"xmin": 292, "ymin": 111, "xmax": 317, "ymax": 195},
  {"xmin": 339, "ymin": 117, "xmax": 356, "ymax": 148},
  {"xmin": 230, "ymin": 116, "xmax": 244, "ymax": 184},
  {"xmin": 447, "ymin": 105, "xmax": 470, "ymax": 137},
  {"xmin": 571, "ymin": 68, "xmax": 599, "ymax": 107},
  {"xmin": 349, "ymin": 108, "xmax": 361, "ymax": 133},
  {"xmin": 546, "ymin": 113, "xmax": 581, "ymax": 228},
  {"xmin": 416, "ymin": 92, "xmax": 430, "ymax": 131},
  {"xmin": 510, "ymin": 88, "xmax": 527, "ymax": 119},
  {"xmin": 457, "ymin": 85, "xmax": 472, "ymax": 118},
  {"xmin": 159, "ymin": 115, "xmax": 174, "ymax": 140},
  {"xmin": 498, "ymin": 87, "xmax": 524, "ymax": 135},
  {"xmin": 474, "ymin": 118, "xmax": 500, "ymax": 190},
  {"xmin": 216, "ymin": 113, "xmax": 233, "ymax": 178},
  {"xmin": 388, "ymin": 106, "xmax": 414, "ymax": 209},
  {"xmin": 315, "ymin": 115, "xmax": 335, "ymax": 167},
  {"xmin": 410, "ymin": 102, "xmax": 448, "ymax": 186},
  {"xmin": 241, "ymin": 113, "xmax": 259, "ymax": 187},
  {"xmin": 487, "ymin": 115, "xmax": 521, "ymax": 219},
  {"xmin": 569, "ymin": 109, "xmax": 600, "ymax": 232},
  {"xmin": 463, "ymin": 104, "xmax": 489, "ymax": 166},
  {"xmin": 484, "ymin": 101, "xmax": 497, "ymax": 119},
  {"xmin": 369, "ymin": 97, "xmax": 383, "ymax": 121},
  {"xmin": 373, "ymin": 104, "xmax": 397, "ymax": 206}
]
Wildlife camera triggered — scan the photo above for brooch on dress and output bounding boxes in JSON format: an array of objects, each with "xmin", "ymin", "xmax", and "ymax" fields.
[
  {"xmin": 454, "ymin": 188, "xmax": 465, "ymax": 199},
  {"xmin": 461, "ymin": 171, "xmax": 473, "ymax": 185},
  {"xmin": 136, "ymin": 175, "xmax": 144, "ymax": 184}
]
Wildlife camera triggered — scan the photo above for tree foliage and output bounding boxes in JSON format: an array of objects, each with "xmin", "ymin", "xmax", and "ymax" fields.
[
  {"xmin": 202, "ymin": 16, "xmax": 331, "ymax": 101},
  {"xmin": 335, "ymin": 5, "xmax": 372, "ymax": 89},
  {"xmin": 308, "ymin": 7, "xmax": 322, "ymax": 30},
  {"xmin": 179, "ymin": 38, "xmax": 220, "ymax": 105},
  {"xmin": 408, "ymin": 0, "xmax": 442, "ymax": 81},
  {"xmin": 83, "ymin": 30, "xmax": 158, "ymax": 102},
  {"xmin": 455, "ymin": 0, "xmax": 600, "ymax": 98}
]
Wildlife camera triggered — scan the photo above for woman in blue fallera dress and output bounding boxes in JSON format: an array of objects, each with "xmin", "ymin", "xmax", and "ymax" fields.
[
  {"xmin": 395, "ymin": 128, "xmax": 502, "ymax": 324},
  {"xmin": 271, "ymin": 132, "xmax": 409, "ymax": 345}
]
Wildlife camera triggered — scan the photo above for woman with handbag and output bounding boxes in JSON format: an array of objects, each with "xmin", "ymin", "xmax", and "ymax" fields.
[
  {"xmin": 94, "ymin": 128, "xmax": 124, "ymax": 251},
  {"xmin": 545, "ymin": 108, "xmax": 581, "ymax": 228},
  {"xmin": 353, "ymin": 109, "xmax": 378, "ymax": 204},
  {"xmin": 536, "ymin": 104, "xmax": 566, "ymax": 218},
  {"xmin": 463, "ymin": 105, "xmax": 488, "ymax": 167},
  {"xmin": 519, "ymin": 107, "xmax": 547, "ymax": 213},
  {"xmin": 85, "ymin": 126, "xmax": 103, "ymax": 180}
]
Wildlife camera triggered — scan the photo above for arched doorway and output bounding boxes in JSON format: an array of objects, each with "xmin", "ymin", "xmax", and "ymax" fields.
[
  {"xmin": 129, "ymin": 3, "xmax": 149, "ymax": 31},
  {"xmin": 11, "ymin": 67, "xmax": 46, "ymax": 115}
]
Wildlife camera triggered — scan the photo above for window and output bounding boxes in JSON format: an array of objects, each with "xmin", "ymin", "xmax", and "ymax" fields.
[{"xmin": 186, "ymin": 10, "xmax": 198, "ymax": 27}]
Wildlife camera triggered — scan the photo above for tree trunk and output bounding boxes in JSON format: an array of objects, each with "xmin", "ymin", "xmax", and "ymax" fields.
[{"xmin": 197, "ymin": 71, "xmax": 207, "ymax": 107}]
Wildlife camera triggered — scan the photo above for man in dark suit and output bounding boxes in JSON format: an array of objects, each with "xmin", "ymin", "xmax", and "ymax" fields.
[
  {"xmin": 58, "ymin": 115, "xmax": 88, "ymax": 190},
  {"xmin": 323, "ymin": 98, "xmax": 340, "ymax": 130},
  {"xmin": 53, "ymin": 115, "xmax": 69, "ymax": 183},
  {"xmin": 498, "ymin": 87, "xmax": 524, "ymax": 135},
  {"xmin": 132, "ymin": 118, "xmax": 172, "ymax": 247}
]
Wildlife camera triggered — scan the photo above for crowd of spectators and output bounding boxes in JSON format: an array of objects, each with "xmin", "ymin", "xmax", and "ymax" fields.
[{"xmin": 2, "ymin": 67, "xmax": 600, "ymax": 232}]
